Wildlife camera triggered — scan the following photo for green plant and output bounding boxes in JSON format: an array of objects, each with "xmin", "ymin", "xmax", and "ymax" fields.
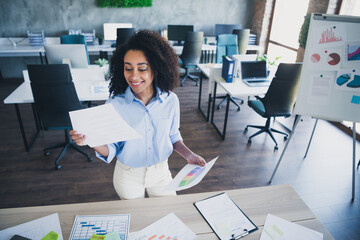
[
  {"xmin": 298, "ymin": 14, "xmax": 311, "ymax": 48},
  {"xmin": 97, "ymin": 0, "xmax": 152, "ymax": 8},
  {"xmin": 257, "ymin": 54, "xmax": 281, "ymax": 66},
  {"xmin": 95, "ymin": 58, "xmax": 109, "ymax": 67}
]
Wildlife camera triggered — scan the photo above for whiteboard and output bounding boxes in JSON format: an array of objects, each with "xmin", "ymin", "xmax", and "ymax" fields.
[{"xmin": 294, "ymin": 13, "xmax": 360, "ymax": 123}]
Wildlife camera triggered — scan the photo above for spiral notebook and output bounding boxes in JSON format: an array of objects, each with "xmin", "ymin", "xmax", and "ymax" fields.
[{"xmin": 194, "ymin": 192, "xmax": 257, "ymax": 240}]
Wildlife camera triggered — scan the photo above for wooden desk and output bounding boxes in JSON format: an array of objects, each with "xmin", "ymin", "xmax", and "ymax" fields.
[
  {"xmin": 0, "ymin": 185, "xmax": 333, "ymax": 240},
  {"xmin": 3, "ymin": 67, "xmax": 109, "ymax": 151}
]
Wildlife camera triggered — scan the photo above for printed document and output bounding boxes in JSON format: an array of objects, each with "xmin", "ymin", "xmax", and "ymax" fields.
[
  {"xmin": 163, "ymin": 156, "xmax": 218, "ymax": 192},
  {"xmin": 69, "ymin": 103, "xmax": 141, "ymax": 147},
  {"xmin": 128, "ymin": 212, "xmax": 196, "ymax": 240},
  {"xmin": 0, "ymin": 213, "xmax": 63, "ymax": 240},
  {"xmin": 194, "ymin": 192, "xmax": 257, "ymax": 240},
  {"xmin": 260, "ymin": 214, "xmax": 323, "ymax": 240}
]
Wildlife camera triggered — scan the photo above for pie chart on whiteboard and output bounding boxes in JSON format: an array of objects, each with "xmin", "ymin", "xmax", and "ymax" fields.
[
  {"xmin": 311, "ymin": 53, "xmax": 320, "ymax": 63},
  {"xmin": 327, "ymin": 53, "xmax": 340, "ymax": 65}
]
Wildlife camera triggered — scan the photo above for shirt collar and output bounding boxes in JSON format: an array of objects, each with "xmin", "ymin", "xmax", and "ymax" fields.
[{"xmin": 124, "ymin": 86, "xmax": 167, "ymax": 104}]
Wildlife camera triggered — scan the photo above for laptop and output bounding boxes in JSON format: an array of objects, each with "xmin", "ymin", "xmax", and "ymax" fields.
[{"xmin": 241, "ymin": 61, "xmax": 271, "ymax": 87}]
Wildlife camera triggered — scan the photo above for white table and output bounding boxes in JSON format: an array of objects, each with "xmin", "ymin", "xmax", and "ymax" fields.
[
  {"xmin": 3, "ymin": 67, "xmax": 109, "ymax": 151},
  {"xmin": 0, "ymin": 184, "xmax": 334, "ymax": 240},
  {"xmin": 210, "ymin": 71, "xmax": 269, "ymax": 140}
]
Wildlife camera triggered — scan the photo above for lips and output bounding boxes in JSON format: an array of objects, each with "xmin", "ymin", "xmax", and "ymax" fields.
[{"xmin": 130, "ymin": 81, "xmax": 143, "ymax": 87}]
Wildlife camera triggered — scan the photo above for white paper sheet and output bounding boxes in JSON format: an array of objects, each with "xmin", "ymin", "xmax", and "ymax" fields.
[
  {"xmin": 128, "ymin": 213, "xmax": 196, "ymax": 240},
  {"xmin": 0, "ymin": 213, "xmax": 63, "ymax": 240},
  {"xmin": 164, "ymin": 156, "xmax": 218, "ymax": 192},
  {"xmin": 69, "ymin": 103, "xmax": 142, "ymax": 147},
  {"xmin": 259, "ymin": 214, "xmax": 323, "ymax": 240}
]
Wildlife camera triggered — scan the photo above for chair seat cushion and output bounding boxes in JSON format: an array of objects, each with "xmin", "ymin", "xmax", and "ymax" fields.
[{"xmin": 248, "ymin": 99, "xmax": 266, "ymax": 117}]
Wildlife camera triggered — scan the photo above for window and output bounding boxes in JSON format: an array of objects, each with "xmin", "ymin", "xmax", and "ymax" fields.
[{"xmin": 267, "ymin": 0, "xmax": 310, "ymax": 63}]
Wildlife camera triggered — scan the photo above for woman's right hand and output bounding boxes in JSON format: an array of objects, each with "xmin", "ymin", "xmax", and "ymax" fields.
[{"xmin": 70, "ymin": 130, "xmax": 87, "ymax": 146}]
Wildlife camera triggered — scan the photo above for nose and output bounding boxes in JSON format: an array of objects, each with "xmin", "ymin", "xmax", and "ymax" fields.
[{"xmin": 129, "ymin": 69, "xmax": 140, "ymax": 80}]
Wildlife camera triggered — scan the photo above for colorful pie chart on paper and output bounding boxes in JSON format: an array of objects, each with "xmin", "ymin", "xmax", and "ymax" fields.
[
  {"xmin": 336, "ymin": 74, "xmax": 351, "ymax": 86},
  {"xmin": 179, "ymin": 167, "xmax": 205, "ymax": 187},
  {"xmin": 327, "ymin": 53, "xmax": 340, "ymax": 65},
  {"xmin": 311, "ymin": 53, "xmax": 320, "ymax": 63}
]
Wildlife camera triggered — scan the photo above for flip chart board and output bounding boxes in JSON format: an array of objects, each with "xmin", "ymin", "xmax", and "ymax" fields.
[{"xmin": 294, "ymin": 13, "xmax": 360, "ymax": 123}]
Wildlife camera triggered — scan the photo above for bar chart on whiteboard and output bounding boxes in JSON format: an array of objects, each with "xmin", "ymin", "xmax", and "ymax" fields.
[{"xmin": 69, "ymin": 214, "xmax": 130, "ymax": 240}]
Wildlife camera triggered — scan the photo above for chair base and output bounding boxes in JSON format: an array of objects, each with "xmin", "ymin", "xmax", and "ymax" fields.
[
  {"xmin": 217, "ymin": 96, "xmax": 244, "ymax": 111},
  {"xmin": 180, "ymin": 69, "xmax": 199, "ymax": 86},
  {"xmin": 245, "ymin": 117, "xmax": 288, "ymax": 150},
  {"xmin": 44, "ymin": 129, "xmax": 93, "ymax": 170}
]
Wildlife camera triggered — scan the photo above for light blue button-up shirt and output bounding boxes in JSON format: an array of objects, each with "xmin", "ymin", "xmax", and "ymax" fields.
[{"xmin": 95, "ymin": 86, "xmax": 183, "ymax": 167}]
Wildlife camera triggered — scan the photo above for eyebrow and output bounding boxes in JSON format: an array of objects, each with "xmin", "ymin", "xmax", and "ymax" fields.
[{"xmin": 124, "ymin": 62, "xmax": 149, "ymax": 66}]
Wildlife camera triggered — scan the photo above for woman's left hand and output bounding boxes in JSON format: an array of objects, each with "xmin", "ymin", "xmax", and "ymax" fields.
[{"xmin": 187, "ymin": 154, "xmax": 206, "ymax": 167}]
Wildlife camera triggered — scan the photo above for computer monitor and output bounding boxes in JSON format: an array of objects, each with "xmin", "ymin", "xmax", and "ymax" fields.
[
  {"xmin": 45, "ymin": 44, "xmax": 89, "ymax": 68},
  {"xmin": 215, "ymin": 24, "xmax": 242, "ymax": 36},
  {"xmin": 167, "ymin": 25, "xmax": 194, "ymax": 46},
  {"xmin": 103, "ymin": 23, "xmax": 133, "ymax": 41}
]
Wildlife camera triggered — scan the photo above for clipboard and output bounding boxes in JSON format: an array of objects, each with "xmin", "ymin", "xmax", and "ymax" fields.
[{"xmin": 193, "ymin": 192, "xmax": 258, "ymax": 240}]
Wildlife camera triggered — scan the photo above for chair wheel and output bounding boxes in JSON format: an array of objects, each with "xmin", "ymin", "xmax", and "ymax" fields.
[
  {"xmin": 237, "ymin": 107, "xmax": 241, "ymax": 111},
  {"xmin": 274, "ymin": 146, "xmax": 279, "ymax": 151},
  {"xmin": 44, "ymin": 151, "xmax": 50, "ymax": 156},
  {"xmin": 240, "ymin": 100, "xmax": 244, "ymax": 104},
  {"xmin": 55, "ymin": 165, "xmax": 61, "ymax": 170},
  {"xmin": 284, "ymin": 136, "xmax": 288, "ymax": 141},
  {"xmin": 244, "ymin": 127, "xmax": 248, "ymax": 133},
  {"xmin": 88, "ymin": 156, "xmax": 93, "ymax": 162},
  {"xmin": 217, "ymin": 105, "xmax": 221, "ymax": 110},
  {"xmin": 247, "ymin": 139, "xmax": 252, "ymax": 145}
]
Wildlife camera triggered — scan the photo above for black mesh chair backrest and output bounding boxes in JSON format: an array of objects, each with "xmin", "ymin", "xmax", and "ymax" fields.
[
  {"xmin": 28, "ymin": 64, "xmax": 84, "ymax": 129},
  {"xmin": 28, "ymin": 64, "xmax": 73, "ymax": 85},
  {"xmin": 116, "ymin": 28, "xmax": 136, "ymax": 48},
  {"xmin": 180, "ymin": 31, "xmax": 204, "ymax": 66},
  {"xmin": 262, "ymin": 63, "xmax": 302, "ymax": 116}
]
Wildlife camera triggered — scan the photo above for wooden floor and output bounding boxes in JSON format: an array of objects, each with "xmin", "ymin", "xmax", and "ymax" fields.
[{"xmin": 1, "ymin": 77, "xmax": 359, "ymax": 239}]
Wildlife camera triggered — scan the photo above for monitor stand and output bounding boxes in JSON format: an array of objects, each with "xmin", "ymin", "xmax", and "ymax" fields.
[{"xmin": 172, "ymin": 41, "xmax": 184, "ymax": 46}]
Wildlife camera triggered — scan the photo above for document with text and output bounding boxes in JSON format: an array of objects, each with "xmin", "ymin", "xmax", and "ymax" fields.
[{"xmin": 69, "ymin": 103, "xmax": 142, "ymax": 147}]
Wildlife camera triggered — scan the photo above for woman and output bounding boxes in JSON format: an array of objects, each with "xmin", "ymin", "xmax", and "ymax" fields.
[{"xmin": 70, "ymin": 30, "xmax": 206, "ymax": 200}]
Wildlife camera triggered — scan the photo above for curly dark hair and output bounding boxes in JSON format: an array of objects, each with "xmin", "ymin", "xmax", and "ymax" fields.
[{"xmin": 109, "ymin": 30, "xmax": 180, "ymax": 96}]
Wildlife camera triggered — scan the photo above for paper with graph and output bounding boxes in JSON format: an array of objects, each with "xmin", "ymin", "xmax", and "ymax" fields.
[
  {"xmin": 164, "ymin": 156, "xmax": 218, "ymax": 192},
  {"xmin": 69, "ymin": 214, "xmax": 130, "ymax": 240},
  {"xmin": 128, "ymin": 213, "xmax": 195, "ymax": 240}
]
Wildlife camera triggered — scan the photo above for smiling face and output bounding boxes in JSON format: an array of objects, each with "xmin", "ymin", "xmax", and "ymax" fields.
[{"xmin": 124, "ymin": 50, "xmax": 154, "ymax": 103}]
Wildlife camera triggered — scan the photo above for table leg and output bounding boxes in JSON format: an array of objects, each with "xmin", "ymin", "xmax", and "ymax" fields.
[
  {"xmin": 15, "ymin": 104, "xmax": 40, "ymax": 152},
  {"xmin": 198, "ymin": 71, "xmax": 210, "ymax": 122},
  {"xmin": 210, "ymin": 82, "xmax": 230, "ymax": 140}
]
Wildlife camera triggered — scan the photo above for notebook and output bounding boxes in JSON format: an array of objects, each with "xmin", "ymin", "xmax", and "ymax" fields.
[{"xmin": 241, "ymin": 61, "xmax": 271, "ymax": 87}]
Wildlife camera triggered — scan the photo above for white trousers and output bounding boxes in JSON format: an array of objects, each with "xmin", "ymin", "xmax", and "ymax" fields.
[{"xmin": 113, "ymin": 160, "xmax": 177, "ymax": 200}]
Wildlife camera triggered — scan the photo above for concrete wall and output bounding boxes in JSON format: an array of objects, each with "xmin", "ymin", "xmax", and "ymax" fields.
[{"xmin": 0, "ymin": 0, "xmax": 254, "ymax": 78}]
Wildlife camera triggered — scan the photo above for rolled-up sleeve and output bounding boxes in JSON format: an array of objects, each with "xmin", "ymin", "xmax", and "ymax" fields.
[
  {"xmin": 169, "ymin": 95, "xmax": 183, "ymax": 144},
  {"xmin": 95, "ymin": 143, "xmax": 117, "ymax": 164}
]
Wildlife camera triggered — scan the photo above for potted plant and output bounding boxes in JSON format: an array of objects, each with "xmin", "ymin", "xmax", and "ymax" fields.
[
  {"xmin": 296, "ymin": 14, "xmax": 311, "ymax": 62},
  {"xmin": 97, "ymin": 35, "xmax": 104, "ymax": 45}
]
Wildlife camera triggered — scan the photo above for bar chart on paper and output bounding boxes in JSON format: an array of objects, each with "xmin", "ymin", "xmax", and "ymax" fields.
[{"xmin": 69, "ymin": 214, "xmax": 130, "ymax": 240}]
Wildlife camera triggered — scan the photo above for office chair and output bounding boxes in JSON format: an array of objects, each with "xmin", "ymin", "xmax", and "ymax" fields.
[
  {"xmin": 216, "ymin": 34, "xmax": 238, "ymax": 63},
  {"xmin": 244, "ymin": 63, "xmax": 302, "ymax": 150},
  {"xmin": 232, "ymin": 29, "xmax": 250, "ymax": 54},
  {"xmin": 215, "ymin": 34, "xmax": 243, "ymax": 111},
  {"xmin": 60, "ymin": 35, "xmax": 90, "ymax": 64},
  {"xmin": 28, "ymin": 64, "xmax": 93, "ymax": 170},
  {"xmin": 116, "ymin": 28, "xmax": 135, "ymax": 48},
  {"xmin": 179, "ymin": 31, "xmax": 203, "ymax": 86}
]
